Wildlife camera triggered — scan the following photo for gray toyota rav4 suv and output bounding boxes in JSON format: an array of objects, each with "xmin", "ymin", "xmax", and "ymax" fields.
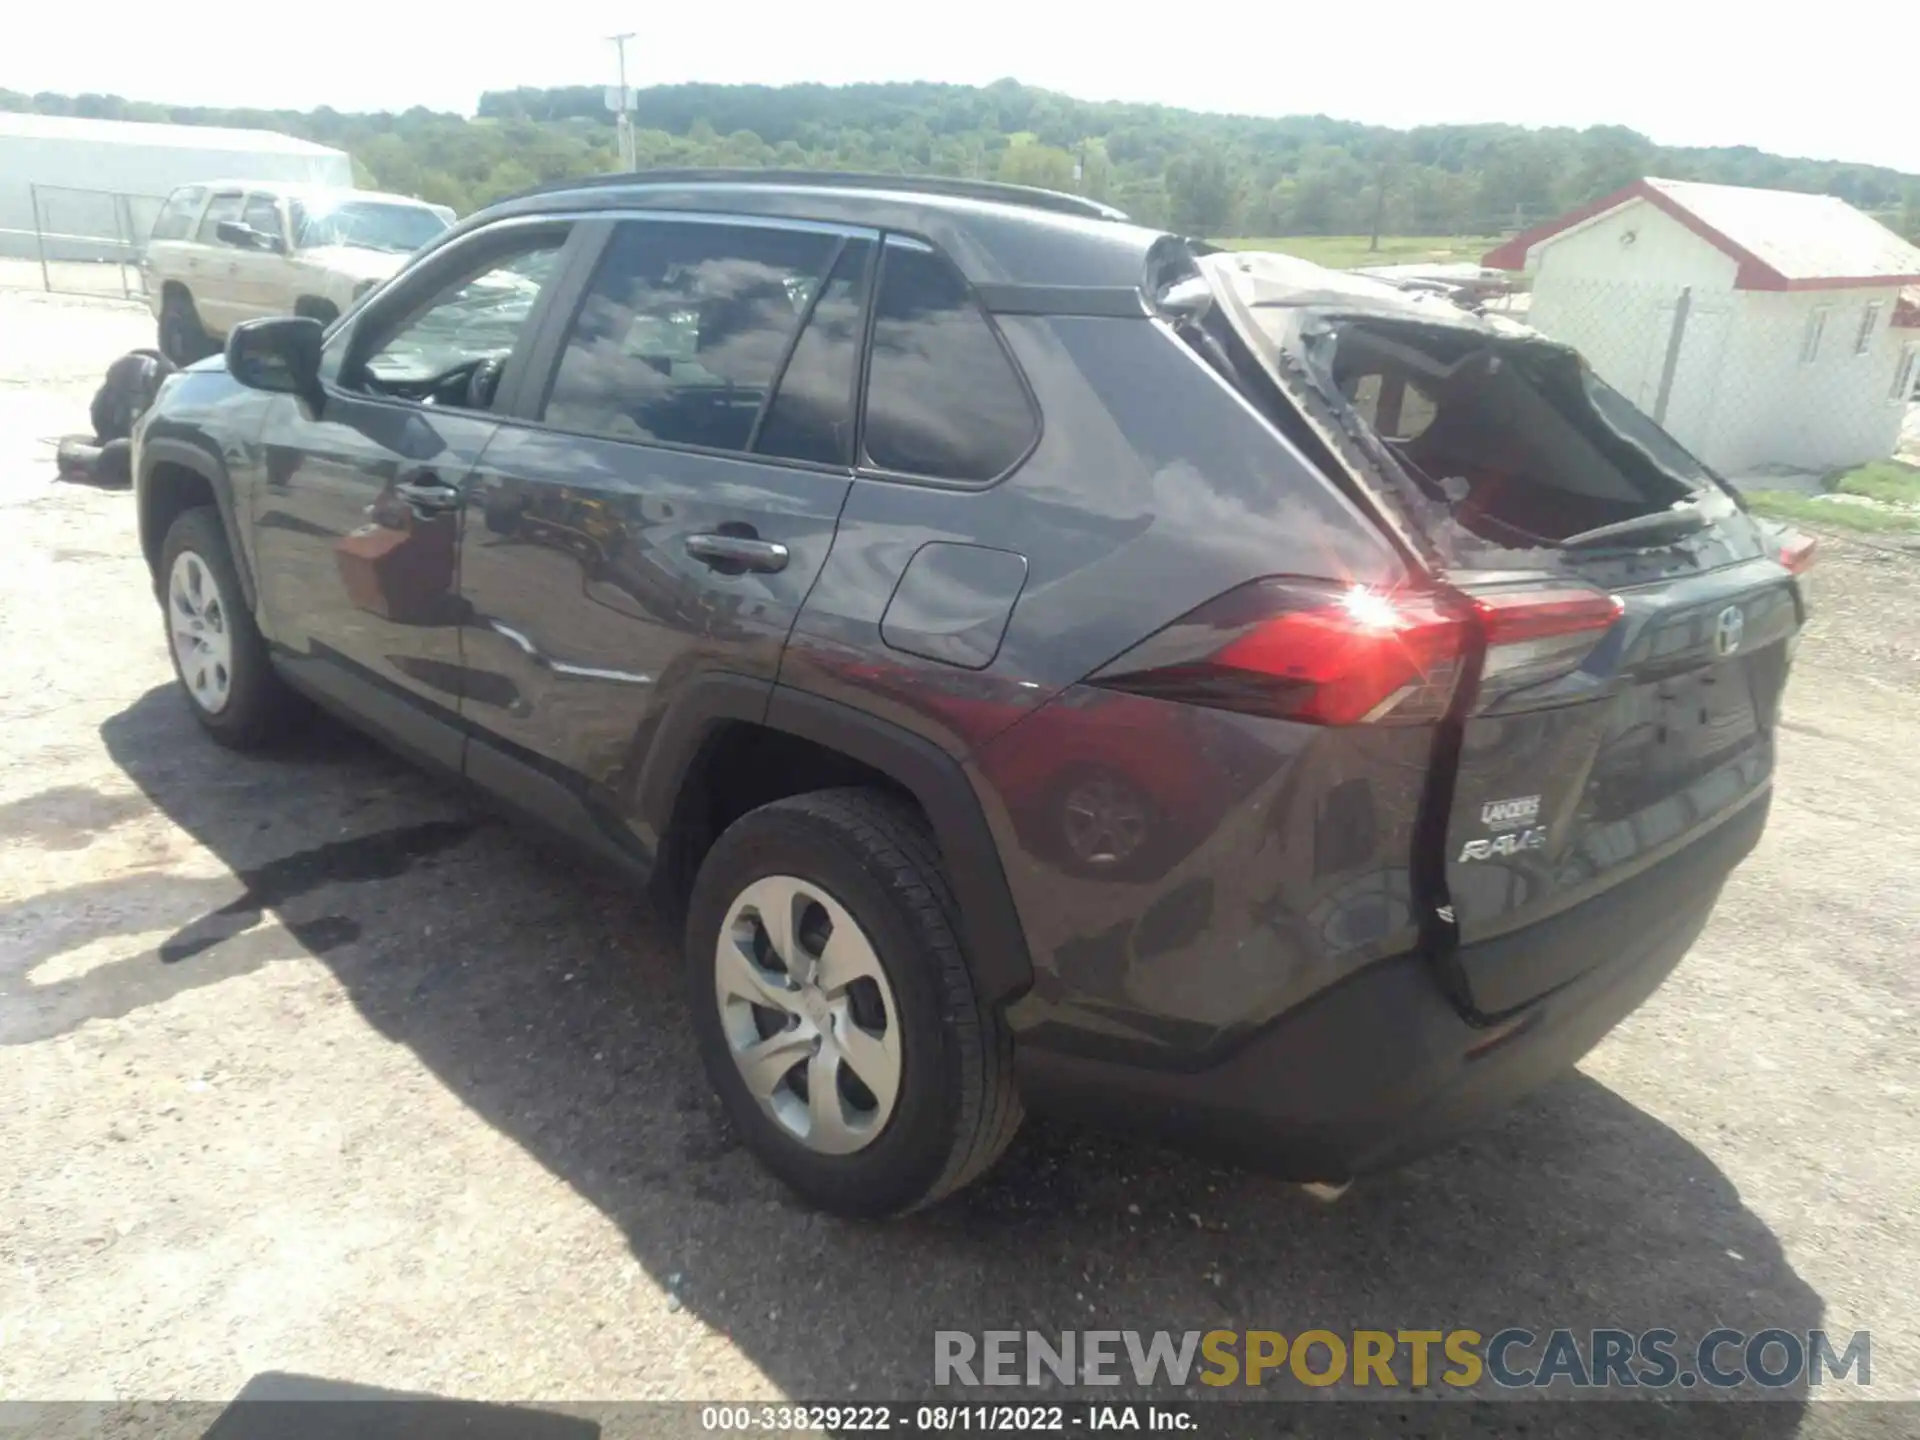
[{"xmin": 132, "ymin": 171, "xmax": 1810, "ymax": 1216}]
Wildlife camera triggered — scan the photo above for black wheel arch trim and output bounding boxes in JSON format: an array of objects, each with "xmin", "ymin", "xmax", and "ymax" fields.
[
  {"xmin": 636, "ymin": 675, "xmax": 1035, "ymax": 1006},
  {"xmin": 136, "ymin": 433, "xmax": 258, "ymax": 611}
]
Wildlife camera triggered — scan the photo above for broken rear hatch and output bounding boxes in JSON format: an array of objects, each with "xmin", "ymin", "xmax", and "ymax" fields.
[{"xmin": 1196, "ymin": 251, "xmax": 1810, "ymax": 1016}]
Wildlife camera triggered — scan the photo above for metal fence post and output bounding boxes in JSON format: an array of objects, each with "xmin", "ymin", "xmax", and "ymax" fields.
[
  {"xmin": 30, "ymin": 183, "xmax": 51, "ymax": 293},
  {"xmin": 1651, "ymin": 286, "xmax": 1692, "ymax": 426},
  {"xmin": 113, "ymin": 192, "xmax": 134, "ymax": 299}
]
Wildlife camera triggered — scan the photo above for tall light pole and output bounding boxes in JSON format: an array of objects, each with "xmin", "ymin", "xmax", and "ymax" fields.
[{"xmin": 607, "ymin": 32, "xmax": 636, "ymax": 173}]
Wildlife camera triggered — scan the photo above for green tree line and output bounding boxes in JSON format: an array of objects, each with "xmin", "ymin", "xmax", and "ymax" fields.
[{"xmin": 8, "ymin": 79, "xmax": 1918, "ymax": 240}]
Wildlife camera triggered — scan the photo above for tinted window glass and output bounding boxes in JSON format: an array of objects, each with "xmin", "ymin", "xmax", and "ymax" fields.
[
  {"xmin": 197, "ymin": 192, "xmax": 244, "ymax": 243},
  {"xmin": 361, "ymin": 237, "xmax": 564, "ymax": 390},
  {"xmin": 862, "ymin": 241, "xmax": 1035, "ymax": 482},
  {"xmin": 243, "ymin": 195, "xmax": 283, "ymax": 244},
  {"xmin": 151, "ymin": 187, "xmax": 205, "ymax": 242},
  {"xmin": 544, "ymin": 220, "xmax": 839, "ymax": 454},
  {"xmin": 755, "ymin": 238, "xmax": 874, "ymax": 466}
]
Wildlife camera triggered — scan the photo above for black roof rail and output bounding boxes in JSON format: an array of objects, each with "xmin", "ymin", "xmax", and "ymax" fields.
[{"xmin": 504, "ymin": 167, "xmax": 1130, "ymax": 222}]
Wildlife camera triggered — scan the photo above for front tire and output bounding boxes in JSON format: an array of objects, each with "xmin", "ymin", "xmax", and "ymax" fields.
[
  {"xmin": 159, "ymin": 507, "xmax": 301, "ymax": 749},
  {"xmin": 686, "ymin": 789, "xmax": 1022, "ymax": 1216}
]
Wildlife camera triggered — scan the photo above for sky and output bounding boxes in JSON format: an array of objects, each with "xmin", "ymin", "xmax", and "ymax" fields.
[{"xmin": 5, "ymin": 0, "xmax": 1914, "ymax": 175}]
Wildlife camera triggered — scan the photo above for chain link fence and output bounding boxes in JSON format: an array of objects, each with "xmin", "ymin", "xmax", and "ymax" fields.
[
  {"xmin": 1521, "ymin": 277, "xmax": 1918, "ymax": 481},
  {"xmin": 0, "ymin": 185, "xmax": 166, "ymax": 300}
]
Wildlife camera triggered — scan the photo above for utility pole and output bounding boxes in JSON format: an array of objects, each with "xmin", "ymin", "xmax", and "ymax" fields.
[
  {"xmin": 607, "ymin": 32, "xmax": 636, "ymax": 173},
  {"xmin": 1368, "ymin": 161, "xmax": 1388, "ymax": 253}
]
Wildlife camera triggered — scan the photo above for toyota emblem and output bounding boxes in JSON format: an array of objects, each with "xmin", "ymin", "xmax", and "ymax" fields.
[{"xmin": 1713, "ymin": 604, "xmax": 1745, "ymax": 657}]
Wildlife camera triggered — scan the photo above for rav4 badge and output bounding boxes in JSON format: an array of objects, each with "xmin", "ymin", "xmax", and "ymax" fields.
[{"xmin": 1460, "ymin": 828, "xmax": 1548, "ymax": 862}]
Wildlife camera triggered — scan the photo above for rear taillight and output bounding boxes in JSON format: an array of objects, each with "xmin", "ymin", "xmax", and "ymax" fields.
[
  {"xmin": 1471, "ymin": 586, "xmax": 1624, "ymax": 691},
  {"xmin": 1093, "ymin": 578, "xmax": 1624, "ymax": 725},
  {"xmin": 1091, "ymin": 579, "xmax": 1469, "ymax": 726},
  {"xmin": 1779, "ymin": 531, "xmax": 1817, "ymax": 575}
]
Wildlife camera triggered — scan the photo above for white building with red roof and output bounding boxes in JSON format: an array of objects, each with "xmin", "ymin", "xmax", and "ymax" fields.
[{"xmin": 1484, "ymin": 178, "xmax": 1920, "ymax": 476}]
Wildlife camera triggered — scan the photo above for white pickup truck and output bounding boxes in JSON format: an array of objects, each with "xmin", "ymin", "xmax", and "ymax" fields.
[{"xmin": 141, "ymin": 183, "xmax": 453, "ymax": 362}]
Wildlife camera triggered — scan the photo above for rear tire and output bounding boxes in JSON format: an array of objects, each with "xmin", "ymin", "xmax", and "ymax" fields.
[
  {"xmin": 158, "ymin": 290, "xmax": 212, "ymax": 366},
  {"xmin": 685, "ymin": 788, "xmax": 1023, "ymax": 1217},
  {"xmin": 159, "ymin": 507, "xmax": 302, "ymax": 749}
]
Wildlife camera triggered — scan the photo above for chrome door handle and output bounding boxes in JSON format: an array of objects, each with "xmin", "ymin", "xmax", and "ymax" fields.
[{"xmin": 685, "ymin": 532, "xmax": 789, "ymax": 574}]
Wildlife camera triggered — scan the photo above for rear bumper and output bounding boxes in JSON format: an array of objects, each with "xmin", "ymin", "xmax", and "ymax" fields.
[
  {"xmin": 1455, "ymin": 773, "xmax": 1774, "ymax": 1015},
  {"xmin": 1014, "ymin": 790, "xmax": 1767, "ymax": 1181}
]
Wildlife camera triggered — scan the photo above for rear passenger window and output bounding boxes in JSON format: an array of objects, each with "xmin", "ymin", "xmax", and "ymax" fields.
[
  {"xmin": 151, "ymin": 187, "xmax": 206, "ymax": 242},
  {"xmin": 543, "ymin": 220, "xmax": 839, "ymax": 455},
  {"xmin": 754, "ymin": 238, "xmax": 874, "ymax": 466},
  {"xmin": 862, "ymin": 239, "xmax": 1035, "ymax": 483},
  {"xmin": 197, "ymin": 192, "xmax": 244, "ymax": 243}
]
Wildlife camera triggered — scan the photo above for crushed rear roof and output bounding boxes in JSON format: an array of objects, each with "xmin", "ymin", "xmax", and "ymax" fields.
[
  {"xmin": 1484, "ymin": 177, "xmax": 1920, "ymax": 291},
  {"xmin": 0, "ymin": 111, "xmax": 343, "ymax": 156}
]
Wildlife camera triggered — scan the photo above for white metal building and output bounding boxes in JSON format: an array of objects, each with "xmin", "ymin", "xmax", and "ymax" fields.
[
  {"xmin": 1484, "ymin": 178, "xmax": 1920, "ymax": 476},
  {"xmin": 0, "ymin": 112, "xmax": 354, "ymax": 261}
]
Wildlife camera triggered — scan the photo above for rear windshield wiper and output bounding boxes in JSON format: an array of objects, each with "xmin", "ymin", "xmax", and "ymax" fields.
[{"xmin": 1560, "ymin": 501, "xmax": 1709, "ymax": 551}]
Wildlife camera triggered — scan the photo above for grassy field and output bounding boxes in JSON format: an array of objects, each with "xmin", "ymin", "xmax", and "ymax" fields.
[
  {"xmin": 1213, "ymin": 235, "xmax": 1504, "ymax": 269},
  {"xmin": 1745, "ymin": 461, "xmax": 1920, "ymax": 536}
]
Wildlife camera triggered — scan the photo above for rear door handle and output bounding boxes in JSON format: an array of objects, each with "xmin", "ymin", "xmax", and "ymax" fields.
[
  {"xmin": 685, "ymin": 532, "xmax": 789, "ymax": 574},
  {"xmin": 394, "ymin": 472, "xmax": 461, "ymax": 514}
]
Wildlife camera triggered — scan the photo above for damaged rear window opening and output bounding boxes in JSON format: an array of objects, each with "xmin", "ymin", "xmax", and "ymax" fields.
[{"xmin": 1190, "ymin": 251, "xmax": 1736, "ymax": 565}]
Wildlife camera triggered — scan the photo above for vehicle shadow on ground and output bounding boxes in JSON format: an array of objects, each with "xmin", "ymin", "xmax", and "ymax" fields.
[
  {"xmin": 73, "ymin": 686, "xmax": 1822, "ymax": 1425},
  {"xmin": 195, "ymin": 1372, "xmax": 599, "ymax": 1440}
]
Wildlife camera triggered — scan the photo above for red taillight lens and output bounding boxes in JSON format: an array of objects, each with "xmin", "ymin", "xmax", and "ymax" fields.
[
  {"xmin": 1779, "ymin": 531, "xmax": 1817, "ymax": 575},
  {"xmin": 1091, "ymin": 579, "xmax": 1470, "ymax": 726},
  {"xmin": 1471, "ymin": 585, "xmax": 1623, "ymax": 692},
  {"xmin": 1093, "ymin": 578, "xmax": 1625, "ymax": 726},
  {"xmin": 1470, "ymin": 588, "xmax": 1623, "ymax": 644}
]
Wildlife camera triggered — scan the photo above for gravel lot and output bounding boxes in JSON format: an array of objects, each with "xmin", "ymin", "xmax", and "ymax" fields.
[{"xmin": 2, "ymin": 283, "xmax": 1917, "ymax": 1432}]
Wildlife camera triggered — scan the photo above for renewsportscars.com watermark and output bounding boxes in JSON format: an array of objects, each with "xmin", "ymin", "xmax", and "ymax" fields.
[{"xmin": 934, "ymin": 1328, "xmax": 1872, "ymax": 1391}]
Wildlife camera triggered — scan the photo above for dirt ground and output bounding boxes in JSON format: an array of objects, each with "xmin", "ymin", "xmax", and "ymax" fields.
[{"xmin": 2, "ymin": 284, "xmax": 1918, "ymax": 1431}]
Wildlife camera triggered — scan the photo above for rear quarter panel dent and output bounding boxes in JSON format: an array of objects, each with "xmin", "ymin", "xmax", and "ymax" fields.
[{"xmin": 981, "ymin": 685, "xmax": 1435, "ymax": 1067}]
